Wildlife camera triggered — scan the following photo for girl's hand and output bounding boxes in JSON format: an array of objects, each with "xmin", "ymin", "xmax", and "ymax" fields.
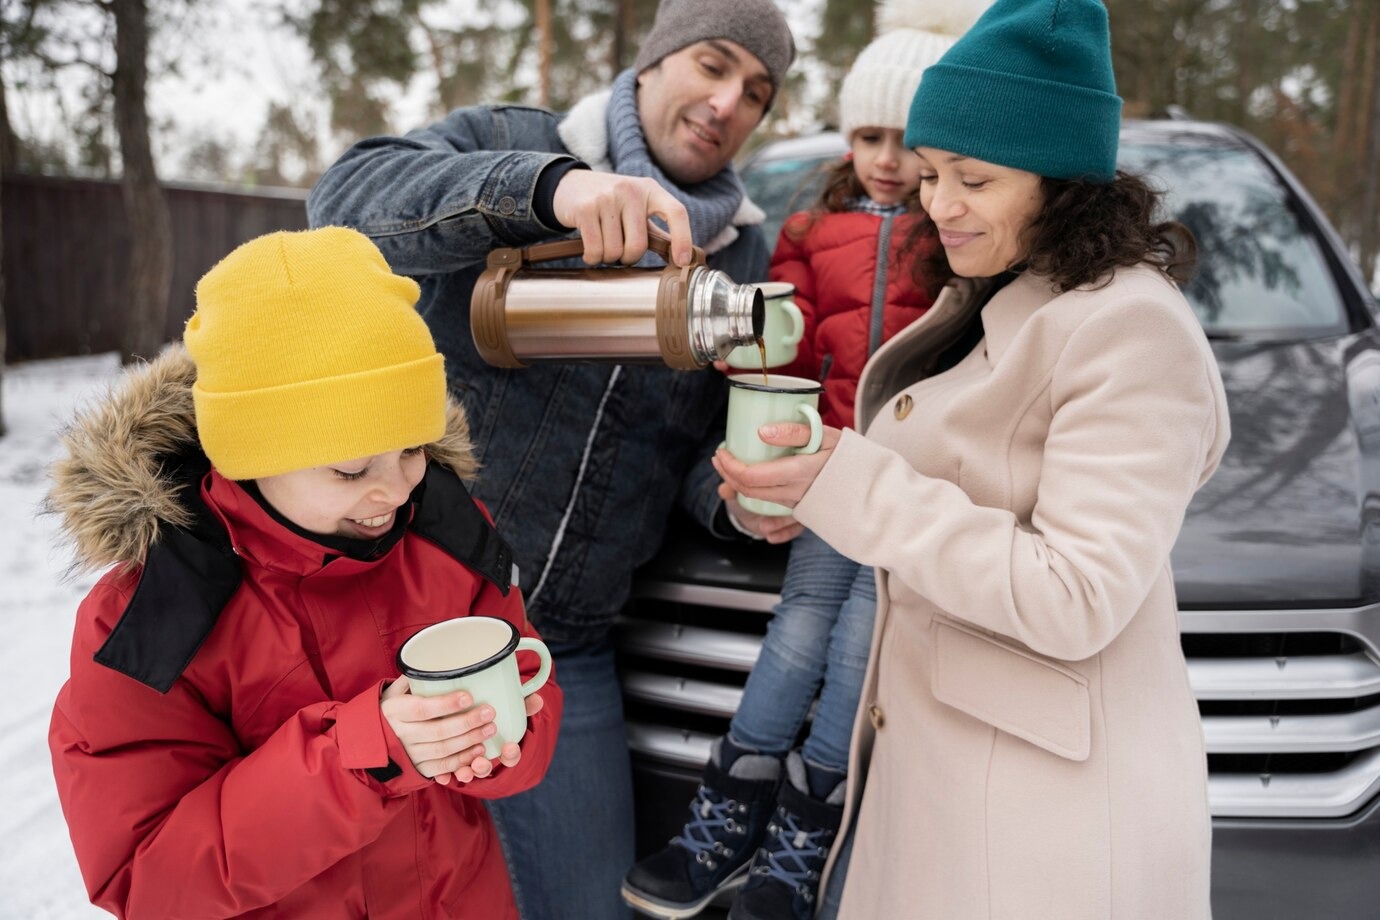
[
  {"xmin": 713, "ymin": 423, "xmax": 841, "ymax": 512},
  {"xmin": 720, "ymin": 492, "xmax": 805, "ymax": 544}
]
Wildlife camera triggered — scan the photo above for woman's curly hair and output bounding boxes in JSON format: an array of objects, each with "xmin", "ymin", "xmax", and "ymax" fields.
[{"xmin": 1023, "ymin": 171, "xmax": 1197, "ymax": 292}]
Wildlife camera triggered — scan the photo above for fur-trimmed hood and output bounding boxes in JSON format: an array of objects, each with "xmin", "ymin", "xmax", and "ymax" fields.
[{"xmin": 47, "ymin": 345, "xmax": 479, "ymax": 574}]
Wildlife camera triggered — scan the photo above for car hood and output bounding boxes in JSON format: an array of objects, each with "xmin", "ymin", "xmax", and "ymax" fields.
[{"xmin": 1173, "ymin": 331, "xmax": 1380, "ymax": 607}]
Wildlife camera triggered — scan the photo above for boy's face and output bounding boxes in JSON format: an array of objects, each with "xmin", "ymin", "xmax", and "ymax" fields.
[{"xmin": 256, "ymin": 447, "xmax": 428, "ymax": 539}]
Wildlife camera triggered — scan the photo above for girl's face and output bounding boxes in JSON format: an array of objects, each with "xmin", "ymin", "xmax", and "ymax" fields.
[
  {"xmin": 256, "ymin": 447, "xmax": 428, "ymax": 539},
  {"xmin": 850, "ymin": 127, "xmax": 923, "ymax": 206},
  {"xmin": 914, "ymin": 147, "xmax": 1045, "ymax": 278}
]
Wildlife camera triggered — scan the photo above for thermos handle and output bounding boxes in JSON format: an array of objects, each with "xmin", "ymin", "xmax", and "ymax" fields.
[{"xmin": 515, "ymin": 229, "xmax": 706, "ymax": 267}]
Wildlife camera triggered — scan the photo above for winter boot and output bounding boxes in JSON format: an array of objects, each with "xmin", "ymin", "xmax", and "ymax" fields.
[
  {"xmin": 728, "ymin": 752, "xmax": 846, "ymax": 920},
  {"xmin": 622, "ymin": 738, "xmax": 783, "ymax": 919}
]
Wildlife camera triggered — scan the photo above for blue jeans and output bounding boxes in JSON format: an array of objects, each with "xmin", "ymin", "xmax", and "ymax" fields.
[
  {"xmin": 486, "ymin": 638, "xmax": 634, "ymax": 920},
  {"xmin": 728, "ymin": 529, "xmax": 877, "ymax": 773}
]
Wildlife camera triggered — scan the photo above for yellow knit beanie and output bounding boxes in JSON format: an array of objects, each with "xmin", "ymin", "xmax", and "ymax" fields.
[{"xmin": 185, "ymin": 227, "xmax": 446, "ymax": 480}]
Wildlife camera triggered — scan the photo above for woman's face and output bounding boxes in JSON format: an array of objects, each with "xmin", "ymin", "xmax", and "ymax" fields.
[
  {"xmin": 256, "ymin": 447, "xmax": 427, "ymax": 539},
  {"xmin": 914, "ymin": 148, "xmax": 1044, "ymax": 278}
]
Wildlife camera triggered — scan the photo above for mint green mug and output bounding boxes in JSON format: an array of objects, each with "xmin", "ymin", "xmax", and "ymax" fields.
[
  {"xmin": 725, "ymin": 282, "xmax": 804, "ymax": 370},
  {"xmin": 723, "ymin": 373, "xmax": 825, "ymax": 517},
  {"xmin": 396, "ymin": 616, "xmax": 552, "ymax": 760}
]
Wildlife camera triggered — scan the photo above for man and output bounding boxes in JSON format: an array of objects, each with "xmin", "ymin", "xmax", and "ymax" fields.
[{"xmin": 307, "ymin": 2, "xmax": 796, "ymax": 917}]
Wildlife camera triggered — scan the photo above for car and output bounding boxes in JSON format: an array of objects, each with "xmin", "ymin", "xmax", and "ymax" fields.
[{"xmin": 615, "ymin": 118, "xmax": 1380, "ymax": 920}]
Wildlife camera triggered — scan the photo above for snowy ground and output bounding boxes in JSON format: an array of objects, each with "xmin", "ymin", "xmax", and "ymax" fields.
[{"xmin": 0, "ymin": 354, "xmax": 120, "ymax": 920}]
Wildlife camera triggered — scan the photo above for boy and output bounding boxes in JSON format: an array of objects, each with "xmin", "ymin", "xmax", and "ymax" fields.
[{"xmin": 48, "ymin": 227, "xmax": 561, "ymax": 918}]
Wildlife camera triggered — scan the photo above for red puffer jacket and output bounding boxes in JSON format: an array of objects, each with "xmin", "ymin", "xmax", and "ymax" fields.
[
  {"xmin": 47, "ymin": 349, "xmax": 561, "ymax": 920},
  {"xmin": 772, "ymin": 209, "xmax": 943, "ymax": 429}
]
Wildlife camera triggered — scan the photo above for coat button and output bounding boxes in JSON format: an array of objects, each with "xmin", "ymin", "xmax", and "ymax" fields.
[
  {"xmin": 497, "ymin": 196, "xmax": 517, "ymax": 215},
  {"xmin": 868, "ymin": 704, "xmax": 885, "ymax": 730},
  {"xmin": 894, "ymin": 394, "xmax": 913, "ymax": 420}
]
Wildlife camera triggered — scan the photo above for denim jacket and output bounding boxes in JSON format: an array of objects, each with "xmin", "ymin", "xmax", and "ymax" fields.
[{"xmin": 308, "ymin": 103, "xmax": 770, "ymax": 644}]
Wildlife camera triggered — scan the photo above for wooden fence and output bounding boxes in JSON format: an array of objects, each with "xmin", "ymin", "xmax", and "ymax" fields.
[{"xmin": 2, "ymin": 174, "xmax": 309, "ymax": 362}]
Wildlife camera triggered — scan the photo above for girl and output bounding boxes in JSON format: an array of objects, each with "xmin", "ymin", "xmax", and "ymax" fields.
[{"xmin": 622, "ymin": 4, "xmax": 988, "ymax": 919}]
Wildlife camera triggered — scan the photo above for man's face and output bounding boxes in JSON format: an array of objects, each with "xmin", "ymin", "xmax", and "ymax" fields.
[{"xmin": 637, "ymin": 40, "xmax": 772, "ymax": 185}]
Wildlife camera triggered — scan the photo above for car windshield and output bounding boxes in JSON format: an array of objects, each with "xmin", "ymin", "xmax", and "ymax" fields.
[
  {"xmin": 741, "ymin": 134, "xmax": 1349, "ymax": 338},
  {"xmin": 1120, "ymin": 140, "xmax": 1347, "ymax": 336}
]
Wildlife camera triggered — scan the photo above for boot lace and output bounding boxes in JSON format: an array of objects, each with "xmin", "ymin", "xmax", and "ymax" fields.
[
  {"xmin": 749, "ymin": 807, "xmax": 830, "ymax": 902},
  {"xmin": 671, "ymin": 783, "xmax": 750, "ymax": 871}
]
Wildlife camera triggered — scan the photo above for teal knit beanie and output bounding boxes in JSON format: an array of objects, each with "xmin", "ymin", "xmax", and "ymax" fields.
[{"xmin": 905, "ymin": 0, "xmax": 1122, "ymax": 183}]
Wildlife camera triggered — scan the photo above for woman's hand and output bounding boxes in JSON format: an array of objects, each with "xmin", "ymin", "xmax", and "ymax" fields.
[
  {"xmin": 713, "ymin": 422, "xmax": 841, "ymax": 514},
  {"xmin": 380, "ymin": 678, "xmax": 544, "ymax": 785}
]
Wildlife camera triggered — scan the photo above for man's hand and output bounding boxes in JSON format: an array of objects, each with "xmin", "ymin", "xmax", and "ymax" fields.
[{"xmin": 551, "ymin": 171, "xmax": 693, "ymax": 266}]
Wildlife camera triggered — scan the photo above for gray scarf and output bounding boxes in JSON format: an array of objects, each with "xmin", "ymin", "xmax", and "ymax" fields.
[{"xmin": 606, "ymin": 68, "xmax": 745, "ymax": 266}]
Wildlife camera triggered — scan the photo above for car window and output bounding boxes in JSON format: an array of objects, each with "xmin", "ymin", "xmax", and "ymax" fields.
[
  {"xmin": 1121, "ymin": 141, "xmax": 1347, "ymax": 336},
  {"xmin": 742, "ymin": 158, "xmax": 834, "ymax": 248}
]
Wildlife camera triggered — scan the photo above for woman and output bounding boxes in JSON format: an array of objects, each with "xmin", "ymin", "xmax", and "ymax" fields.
[{"xmin": 711, "ymin": 0, "xmax": 1228, "ymax": 917}]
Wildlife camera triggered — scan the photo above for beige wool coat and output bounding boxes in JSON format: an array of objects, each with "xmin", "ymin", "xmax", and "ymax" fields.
[{"xmin": 793, "ymin": 265, "xmax": 1229, "ymax": 919}]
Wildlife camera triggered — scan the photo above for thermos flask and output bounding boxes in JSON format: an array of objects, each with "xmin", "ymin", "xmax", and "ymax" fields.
[{"xmin": 470, "ymin": 232, "xmax": 764, "ymax": 370}]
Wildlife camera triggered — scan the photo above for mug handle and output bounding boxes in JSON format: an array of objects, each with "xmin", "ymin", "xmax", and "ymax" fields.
[
  {"xmin": 781, "ymin": 301, "xmax": 805, "ymax": 347},
  {"xmin": 517, "ymin": 638, "xmax": 553, "ymax": 696},
  {"xmin": 794, "ymin": 403, "xmax": 823, "ymax": 455}
]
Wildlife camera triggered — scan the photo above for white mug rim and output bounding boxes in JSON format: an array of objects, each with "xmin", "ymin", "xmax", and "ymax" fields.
[
  {"xmin": 752, "ymin": 281, "xmax": 796, "ymax": 299},
  {"xmin": 396, "ymin": 615, "xmax": 519, "ymax": 681},
  {"xmin": 726, "ymin": 373, "xmax": 823, "ymax": 395}
]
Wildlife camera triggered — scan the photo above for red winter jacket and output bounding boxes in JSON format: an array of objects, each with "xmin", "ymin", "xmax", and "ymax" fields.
[
  {"xmin": 47, "ymin": 349, "xmax": 561, "ymax": 920},
  {"xmin": 771, "ymin": 209, "xmax": 943, "ymax": 429}
]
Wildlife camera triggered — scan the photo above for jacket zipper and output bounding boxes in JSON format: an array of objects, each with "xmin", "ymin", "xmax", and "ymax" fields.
[
  {"xmin": 526, "ymin": 366, "xmax": 622, "ymax": 606},
  {"xmin": 868, "ymin": 214, "xmax": 895, "ymax": 357}
]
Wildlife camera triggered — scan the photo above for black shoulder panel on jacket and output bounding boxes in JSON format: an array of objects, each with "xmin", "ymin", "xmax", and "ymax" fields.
[
  {"xmin": 412, "ymin": 465, "xmax": 513, "ymax": 596},
  {"xmin": 94, "ymin": 457, "xmax": 242, "ymax": 694}
]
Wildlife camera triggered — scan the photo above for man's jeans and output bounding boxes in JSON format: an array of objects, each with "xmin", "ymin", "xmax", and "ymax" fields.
[
  {"xmin": 728, "ymin": 529, "xmax": 877, "ymax": 773},
  {"xmin": 487, "ymin": 638, "xmax": 634, "ymax": 920}
]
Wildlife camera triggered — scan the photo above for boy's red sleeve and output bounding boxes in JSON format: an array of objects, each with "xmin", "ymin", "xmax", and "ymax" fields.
[{"xmin": 50, "ymin": 577, "xmax": 430, "ymax": 920}]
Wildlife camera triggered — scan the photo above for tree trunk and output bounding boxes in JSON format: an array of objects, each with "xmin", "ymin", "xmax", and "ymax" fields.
[
  {"xmin": 612, "ymin": 0, "xmax": 634, "ymax": 74},
  {"xmin": 1359, "ymin": 4, "xmax": 1380, "ymax": 282},
  {"xmin": 112, "ymin": 0, "xmax": 171, "ymax": 364},
  {"xmin": 0, "ymin": 65, "xmax": 10, "ymax": 436},
  {"xmin": 536, "ymin": 0, "xmax": 551, "ymax": 107}
]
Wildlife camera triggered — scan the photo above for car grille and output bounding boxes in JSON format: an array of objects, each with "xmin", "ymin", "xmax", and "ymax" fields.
[{"xmin": 616, "ymin": 581, "xmax": 1380, "ymax": 820}]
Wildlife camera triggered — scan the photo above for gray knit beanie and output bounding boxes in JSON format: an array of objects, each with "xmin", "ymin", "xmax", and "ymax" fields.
[{"xmin": 634, "ymin": 0, "xmax": 796, "ymax": 98}]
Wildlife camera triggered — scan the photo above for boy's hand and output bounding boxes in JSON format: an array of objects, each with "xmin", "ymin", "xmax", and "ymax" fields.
[
  {"xmin": 444, "ymin": 693, "xmax": 545, "ymax": 784},
  {"xmin": 380, "ymin": 677, "xmax": 496, "ymax": 783}
]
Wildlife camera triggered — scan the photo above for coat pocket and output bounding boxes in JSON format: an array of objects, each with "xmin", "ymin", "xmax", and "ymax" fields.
[{"xmin": 931, "ymin": 617, "xmax": 1091, "ymax": 761}]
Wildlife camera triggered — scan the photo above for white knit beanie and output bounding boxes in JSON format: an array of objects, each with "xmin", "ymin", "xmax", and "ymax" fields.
[{"xmin": 838, "ymin": 0, "xmax": 994, "ymax": 140}]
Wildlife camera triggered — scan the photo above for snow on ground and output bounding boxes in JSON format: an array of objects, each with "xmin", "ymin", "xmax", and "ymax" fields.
[{"xmin": 0, "ymin": 354, "xmax": 121, "ymax": 920}]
